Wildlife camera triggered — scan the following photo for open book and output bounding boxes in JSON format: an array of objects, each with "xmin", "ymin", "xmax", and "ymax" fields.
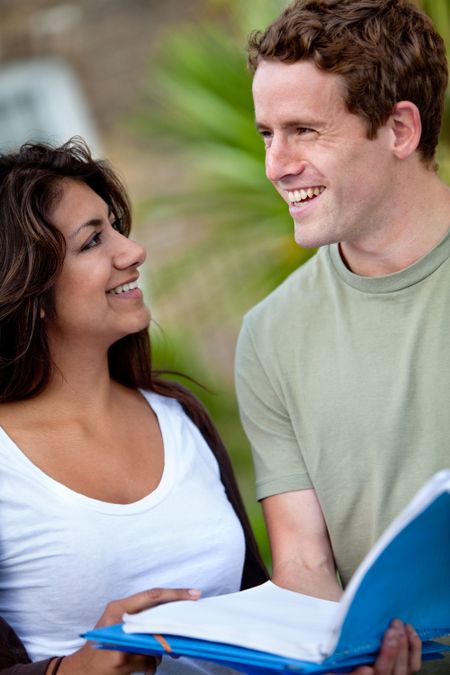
[{"xmin": 84, "ymin": 470, "xmax": 450, "ymax": 673}]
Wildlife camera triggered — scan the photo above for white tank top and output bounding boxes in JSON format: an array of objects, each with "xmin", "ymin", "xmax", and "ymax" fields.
[{"xmin": 0, "ymin": 391, "xmax": 245, "ymax": 673}]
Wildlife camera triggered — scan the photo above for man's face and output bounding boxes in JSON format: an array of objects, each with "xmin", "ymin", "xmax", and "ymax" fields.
[{"xmin": 252, "ymin": 59, "xmax": 397, "ymax": 250}]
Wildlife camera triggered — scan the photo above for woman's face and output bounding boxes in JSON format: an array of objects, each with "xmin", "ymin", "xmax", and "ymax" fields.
[{"xmin": 46, "ymin": 178, "xmax": 150, "ymax": 350}]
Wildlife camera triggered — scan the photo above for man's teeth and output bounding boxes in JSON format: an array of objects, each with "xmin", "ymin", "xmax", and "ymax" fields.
[
  {"xmin": 288, "ymin": 186, "xmax": 325, "ymax": 203},
  {"xmin": 109, "ymin": 280, "xmax": 139, "ymax": 295}
]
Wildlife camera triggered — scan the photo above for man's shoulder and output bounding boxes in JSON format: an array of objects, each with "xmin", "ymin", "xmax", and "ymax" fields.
[{"xmin": 243, "ymin": 247, "xmax": 330, "ymax": 328}]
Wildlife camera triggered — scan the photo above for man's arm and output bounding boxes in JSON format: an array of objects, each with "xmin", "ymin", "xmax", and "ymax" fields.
[
  {"xmin": 262, "ymin": 488, "xmax": 342, "ymax": 600},
  {"xmin": 262, "ymin": 490, "xmax": 422, "ymax": 674}
]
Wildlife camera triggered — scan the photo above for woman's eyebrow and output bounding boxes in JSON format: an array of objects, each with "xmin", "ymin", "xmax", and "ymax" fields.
[
  {"xmin": 68, "ymin": 218, "xmax": 104, "ymax": 240},
  {"xmin": 68, "ymin": 204, "xmax": 113, "ymax": 240}
]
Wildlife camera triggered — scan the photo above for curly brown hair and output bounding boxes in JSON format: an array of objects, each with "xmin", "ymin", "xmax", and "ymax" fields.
[{"xmin": 247, "ymin": 0, "xmax": 448, "ymax": 165}]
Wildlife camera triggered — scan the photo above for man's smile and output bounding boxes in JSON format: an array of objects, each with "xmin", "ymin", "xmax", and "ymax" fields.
[{"xmin": 287, "ymin": 186, "xmax": 326, "ymax": 205}]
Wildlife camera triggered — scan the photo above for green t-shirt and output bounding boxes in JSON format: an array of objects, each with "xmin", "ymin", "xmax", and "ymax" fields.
[{"xmin": 236, "ymin": 232, "xmax": 450, "ymax": 673}]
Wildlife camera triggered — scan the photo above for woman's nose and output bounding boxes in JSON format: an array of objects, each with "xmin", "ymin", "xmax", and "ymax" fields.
[{"xmin": 113, "ymin": 233, "xmax": 146, "ymax": 269}]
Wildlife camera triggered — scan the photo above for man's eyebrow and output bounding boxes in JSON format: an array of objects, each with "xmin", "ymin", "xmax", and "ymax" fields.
[
  {"xmin": 255, "ymin": 120, "xmax": 276, "ymax": 132},
  {"xmin": 255, "ymin": 119, "xmax": 320, "ymax": 131}
]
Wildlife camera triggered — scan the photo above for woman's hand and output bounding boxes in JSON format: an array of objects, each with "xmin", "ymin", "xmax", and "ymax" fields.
[
  {"xmin": 327, "ymin": 620, "xmax": 422, "ymax": 675},
  {"xmin": 57, "ymin": 587, "xmax": 201, "ymax": 675}
]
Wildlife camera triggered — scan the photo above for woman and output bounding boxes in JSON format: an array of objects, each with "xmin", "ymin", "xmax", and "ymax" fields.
[{"xmin": 0, "ymin": 138, "xmax": 267, "ymax": 675}]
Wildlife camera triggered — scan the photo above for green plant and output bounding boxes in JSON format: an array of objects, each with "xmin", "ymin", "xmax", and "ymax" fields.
[
  {"xmin": 130, "ymin": 5, "xmax": 311, "ymax": 564},
  {"xmin": 418, "ymin": 0, "xmax": 450, "ymax": 177},
  {"xmin": 133, "ymin": 9, "xmax": 313, "ymax": 321}
]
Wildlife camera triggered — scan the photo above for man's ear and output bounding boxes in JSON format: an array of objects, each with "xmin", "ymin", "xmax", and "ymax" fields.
[{"xmin": 389, "ymin": 101, "xmax": 422, "ymax": 160}]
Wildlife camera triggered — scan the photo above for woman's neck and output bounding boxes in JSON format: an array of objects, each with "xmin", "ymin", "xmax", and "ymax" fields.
[{"xmin": 37, "ymin": 341, "xmax": 118, "ymax": 419}]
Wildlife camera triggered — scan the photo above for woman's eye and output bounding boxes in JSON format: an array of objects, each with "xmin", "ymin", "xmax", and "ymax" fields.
[{"xmin": 82, "ymin": 232, "xmax": 102, "ymax": 251}]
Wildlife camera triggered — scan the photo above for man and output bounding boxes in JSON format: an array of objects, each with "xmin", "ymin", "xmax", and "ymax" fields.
[{"xmin": 235, "ymin": 1, "xmax": 450, "ymax": 673}]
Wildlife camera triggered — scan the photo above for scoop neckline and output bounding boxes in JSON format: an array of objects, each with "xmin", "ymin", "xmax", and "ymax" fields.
[{"xmin": 0, "ymin": 390, "xmax": 177, "ymax": 514}]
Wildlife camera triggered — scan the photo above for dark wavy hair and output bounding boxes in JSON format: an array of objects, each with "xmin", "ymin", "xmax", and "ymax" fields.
[
  {"xmin": 247, "ymin": 0, "xmax": 448, "ymax": 166},
  {"xmin": 0, "ymin": 138, "xmax": 208, "ymax": 423}
]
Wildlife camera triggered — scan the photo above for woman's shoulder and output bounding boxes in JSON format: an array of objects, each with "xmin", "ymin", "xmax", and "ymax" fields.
[{"xmin": 139, "ymin": 389, "xmax": 184, "ymax": 416}]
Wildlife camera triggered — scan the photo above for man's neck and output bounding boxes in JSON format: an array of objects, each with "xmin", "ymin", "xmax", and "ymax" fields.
[{"xmin": 339, "ymin": 175, "xmax": 450, "ymax": 277}]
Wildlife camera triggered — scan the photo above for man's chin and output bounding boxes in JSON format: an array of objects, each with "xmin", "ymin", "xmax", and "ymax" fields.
[
  {"xmin": 294, "ymin": 224, "xmax": 322, "ymax": 250},
  {"xmin": 293, "ymin": 220, "xmax": 340, "ymax": 250}
]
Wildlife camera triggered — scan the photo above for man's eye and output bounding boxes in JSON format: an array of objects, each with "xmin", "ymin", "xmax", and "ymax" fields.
[
  {"xmin": 259, "ymin": 131, "xmax": 273, "ymax": 148},
  {"xmin": 298, "ymin": 127, "xmax": 314, "ymax": 135},
  {"xmin": 82, "ymin": 232, "xmax": 102, "ymax": 251}
]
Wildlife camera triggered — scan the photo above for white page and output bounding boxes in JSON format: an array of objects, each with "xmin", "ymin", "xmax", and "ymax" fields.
[{"xmin": 124, "ymin": 581, "xmax": 339, "ymax": 662}]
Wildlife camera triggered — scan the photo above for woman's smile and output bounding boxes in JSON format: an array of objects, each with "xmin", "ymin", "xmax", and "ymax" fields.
[{"xmin": 107, "ymin": 279, "xmax": 143, "ymax": 297}]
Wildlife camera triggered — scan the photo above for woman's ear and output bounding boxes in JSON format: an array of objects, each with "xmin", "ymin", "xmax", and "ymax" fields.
[{"xmin": 389, "ymin": 101, "xmax": 422, "ymax": 160}]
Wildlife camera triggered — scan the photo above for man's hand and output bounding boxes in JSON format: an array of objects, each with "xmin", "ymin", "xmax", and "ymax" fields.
[
  {"xmin": 56, "ymin": 587, "xmax": 201, "ymax": 675},
  {"xmin": 327, "ymin": 620, "xmax": 422, "ymax": 675}
]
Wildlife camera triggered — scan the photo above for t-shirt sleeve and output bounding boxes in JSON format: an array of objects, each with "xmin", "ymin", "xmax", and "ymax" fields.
[{"xmin": 235, "ymin": 317, "xmax": 312, "ymax": 500}]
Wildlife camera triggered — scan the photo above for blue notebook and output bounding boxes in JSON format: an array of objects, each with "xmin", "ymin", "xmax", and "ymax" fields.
[{"xmin": 84, "ymin": 470, "xmax": 450, "ymax": 673}]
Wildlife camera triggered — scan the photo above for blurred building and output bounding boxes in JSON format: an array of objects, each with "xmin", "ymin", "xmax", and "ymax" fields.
[
  {"xmin": 0, "ymin": 57, "xmax": 102, "ymax": 153},
  {"xmin": 0, "ymin": 0, "xmax": 199, "ymax": 164},
  {"xmin": 0, "ymin": 0, "xmax": 255, "ymax": 384}
]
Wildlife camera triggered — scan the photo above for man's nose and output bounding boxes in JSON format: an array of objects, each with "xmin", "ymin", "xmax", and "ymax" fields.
[{"xmin": 265, "ymin": 138, "xmax": 307, "ymax": 184}]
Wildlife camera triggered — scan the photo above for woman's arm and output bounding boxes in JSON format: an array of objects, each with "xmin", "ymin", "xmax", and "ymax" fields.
[
  {"xmin": 1, "ymin": 588, "xmax": 199, "ymax": 675},
  {"xmin": 0, "ymin": 616, "xmax": 54, "ymax": 675}
]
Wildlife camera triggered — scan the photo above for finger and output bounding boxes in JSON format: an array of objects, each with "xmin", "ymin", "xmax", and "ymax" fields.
[
  {"xmin": 98, "ymin": 588, "xmax": 201, "ymax": 626},
  {"xmin": 124, "ymin": 652, "xmax": 162, "ymax": 673},
  {"xmin": 123, "ymin": 588, "xmax": 202, "ymax": 614},
  {"xmin": 373, "ymin": 625, "xmax": 401, "ymax": 674},
  {"xmin": 122, "ymin": 652, "xmax": 161, "ymax": 674},
  {"xmin": 406, "ymin": 624, "xmax": 422, "ymax": 673},
  {"xmin": 391, "ymin": 621, "xmax": 408, "ymax": 675},
  {"xmin": 145, "ymin": 655, "xmax": 160, "ymax": 675}
]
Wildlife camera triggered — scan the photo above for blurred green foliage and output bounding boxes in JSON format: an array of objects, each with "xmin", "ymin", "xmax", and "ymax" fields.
[
  {"xmin": 420, "ymin": 0, "xmax": 450, "ymax": 179},
  {"xmin": 134, "ymin": 14, "xmax": 313, "ymax": 313},
  {"xmin": 151, "ymin": 325, "xmax": 271, "ymax": 561},
  {"xmin": 133, "ymin": 0, "xmax": 450, "ymax": 567}
]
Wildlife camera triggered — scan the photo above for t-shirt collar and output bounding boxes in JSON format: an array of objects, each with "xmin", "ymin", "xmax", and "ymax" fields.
[{"xmin": 328, "ymin": 227, "xmax": 450, "ymax": 293}]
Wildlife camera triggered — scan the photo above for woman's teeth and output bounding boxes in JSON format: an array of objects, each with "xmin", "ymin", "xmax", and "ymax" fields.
[{"xmin": 108, "ymin": 280, "xmax": 139, "ymax": 295}]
